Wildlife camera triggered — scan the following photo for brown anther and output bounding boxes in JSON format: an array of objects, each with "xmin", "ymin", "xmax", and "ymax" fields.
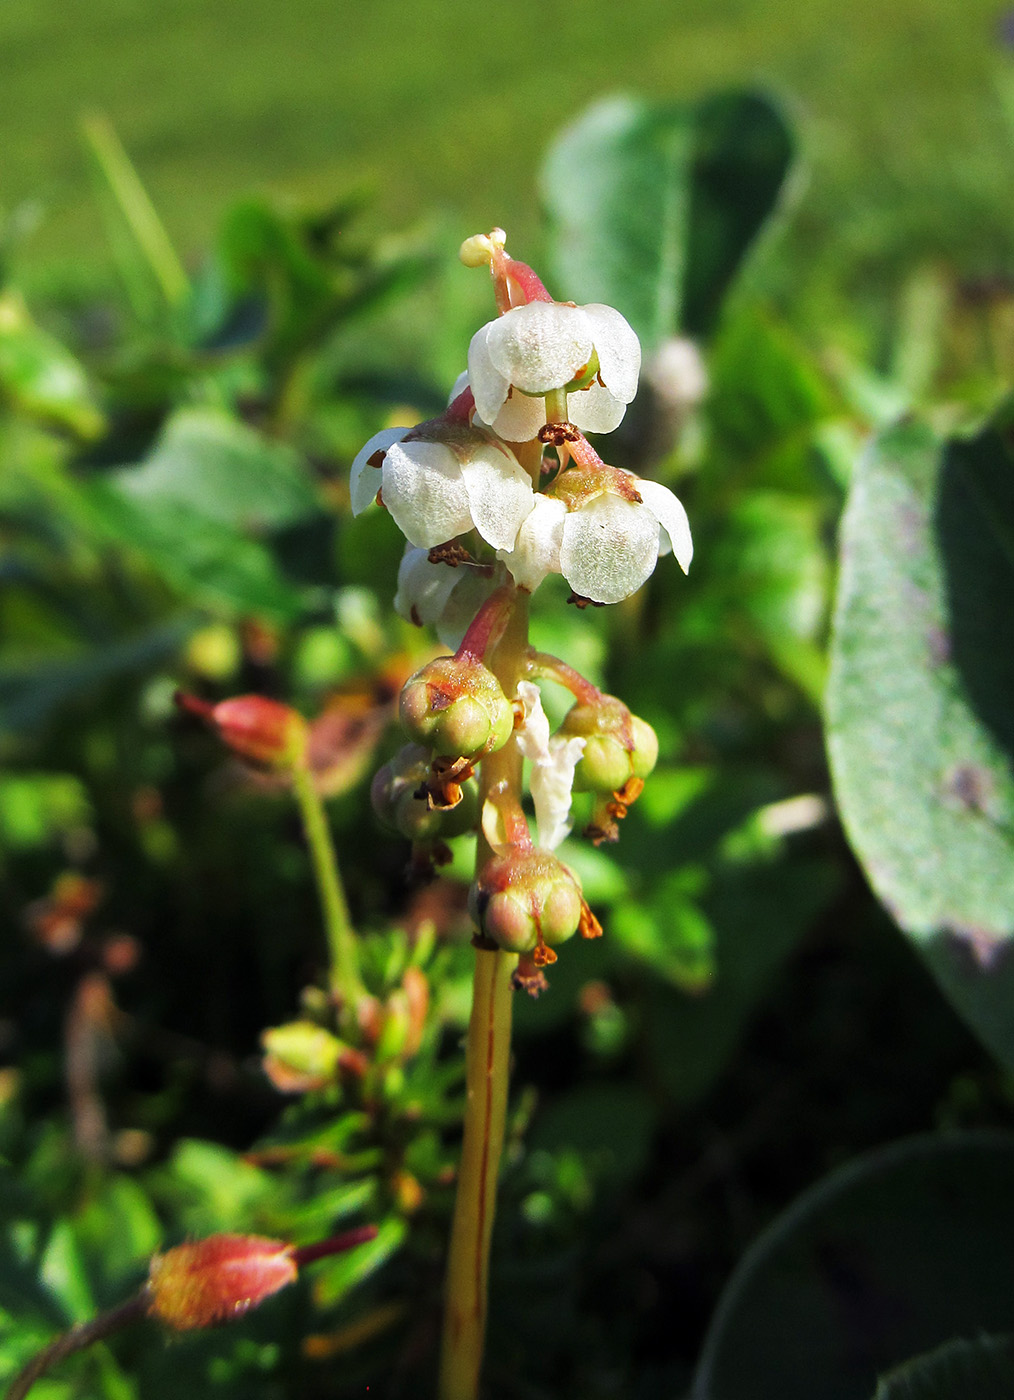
[
  {"xmin": 604, "ymin": 775, "xmax": 645, "ymax": 826},
  {"xmin": 567, "ymin": 592, "xmax": 605, "ymax": 610},
  {"xmin": 422, "ymin": 754, "xmax": 475, "ymax": 810},
  {"xmin": 579, "ymin": 901, "xmax": 604, "ymax": 940},
  {"xmin": 376, "ymin": 487, "xmax": 386, "ymax": 509},
  {"xmin": 427, "ymin": 542, "xmax": 473, "ymax": 568},
  {"xmin": 512, "ymin": 956, "xmax": 550, "ymax": 998},
  {"xmin": 531, "ymin": 932, "xmax": 558, "ymax": 967},
  {"xmin": 585, "ymin": 818, "xmax": 620, "ymax": 846},
  {"xmin": 410, "ymin": 606, "xmax": 423, "ymax": 626},
  {"xmin": 367, "ymin": 450, "xmax": 386, "ymax": 469},
  {"xmin": 538, "ymin": 421, "xmax": 580, "ymax": 447}
]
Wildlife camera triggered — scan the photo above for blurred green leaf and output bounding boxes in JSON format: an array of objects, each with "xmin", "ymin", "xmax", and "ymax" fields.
[
  {"xmin": 527, "ymin": 1084, "xmax": 655, "ymax": 1188},
  {"xmin": 310, "ymin": 1216, "xmax": 405, "ymax": 1309},
  {"xmin": 0, "ymin": 621, "xmax": 193, "ymax": 735},
  {"xmin": 150, "ymin": 1140, "xmax": 274, "ymax": 1235},
  {"xmin": 112, "ymin": 408, "xmax": 320, "ymax": 532},
  {"xmin": 542, "ymin": 90, "xmax": 795, "ymax": 347},
  {"xmin": 39, "ymin": 1220, "xmax": 94, "ymax": 1325},
  {"xmin": 827, "ymin": 413, "xmax": 1014, "ymax": 1069},
  {"xmin": 873, "ymin": 1335, "xmax": 1014, "ymax": 1400},
  {"xmin": 693, "ymin": 1133, "xmax": 1014, "ymax": 1400},
  {"xmin": 84, "ymin": 480, "xmax": 305, "ymax": 618},
  {"xmin": 0, "ymin": 293, "xmax": 103, "ymax": 438}
]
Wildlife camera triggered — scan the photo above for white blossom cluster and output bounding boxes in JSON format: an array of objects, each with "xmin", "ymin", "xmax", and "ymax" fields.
[{"xmin": 349, "ymin": 285, "xmax": 693, "ymax": 622}]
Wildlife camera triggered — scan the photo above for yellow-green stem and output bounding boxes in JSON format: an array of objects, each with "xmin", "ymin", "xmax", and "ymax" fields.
[
  {"xmin": 291, "ymin": 763, "xmax": 364, "ymax": 1007},
  {"xmin": 439, "ymin": 567, "xmax": 532, "ymax": 1400}
]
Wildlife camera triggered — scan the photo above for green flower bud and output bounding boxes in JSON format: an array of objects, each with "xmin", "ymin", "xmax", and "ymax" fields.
[
  {"xmin": 399, "ymin": 656, "xmax": 515, "ymax": 758},
  {"xmin": 469, "ymin": 849, "xmax": 584, "ymax": 956},
  {"xmin": 561, "ymin": 696, "xmax": 658, "ymax": 794}
]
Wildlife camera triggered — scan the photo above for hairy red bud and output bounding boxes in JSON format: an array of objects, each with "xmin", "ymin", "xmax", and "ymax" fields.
[
  {"xmin": 176, "ymin": 692, "xmax": 308, "ymax": 769},
  {"xmin": 147, "ymin": 1235, "xmax": 298, "ymax": 1330}
]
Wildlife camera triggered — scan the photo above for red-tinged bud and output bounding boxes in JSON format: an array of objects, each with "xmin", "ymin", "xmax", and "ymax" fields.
[
  {"xmin": 176, "ymin": 692, "xmax": 308, "ymax": 769},
  {"xmin": 371, "ymin": 743, "xmax": 479, "ymax": 842},
  {"xmin": 399, "ymin": 657, "xmax": 515, "ymax": 759},
  {"xmin": 146, "ymin": 1227, "xmax": 378, "ymax": 1332},
  {"xmin": 560, "ymin": 696, "xmax": 658, "ymax": 795},
  {"xmin": 469, "ymin": 848, "xmax": 584, "ymax": 959},
  {"xmin": 147, "ymin": 1235, "xmax": 298, "ymax": 1330},
  {"xmin": 260, "ymin": 1021, "xmax": 346, "ymax": 1093}
]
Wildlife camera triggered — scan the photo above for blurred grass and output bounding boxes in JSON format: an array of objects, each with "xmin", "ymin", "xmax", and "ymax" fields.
[{"xmin": 2, "ymin": 0, "xmax": 1014, "ymax": 298}]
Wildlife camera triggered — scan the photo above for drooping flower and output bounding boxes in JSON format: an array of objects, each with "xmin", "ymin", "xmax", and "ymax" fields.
[
  {"xmin": 499, "ymin": 463, "xmax": 692, "ymax": 605},
  {"xmin": 467, "ymin": 301, "xmax": 641, "ymax": 440},
  {"xmin": 349, "ymin": 425, "xmax": 535, "ymax": 552},
  {"xmin": 393, "ymin": 545, "xmax": 497, "ymax": 650}
]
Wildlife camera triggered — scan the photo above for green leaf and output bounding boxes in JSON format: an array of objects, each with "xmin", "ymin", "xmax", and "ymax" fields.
[
  {"xmin": 693, "ymin": 1132, "xmax": 1014, "ymax": 1400},
  {"xmin": 873, "ymin": 1335, "xmax": 1014, "ymax": 1400},
  {"xmin": 310, "ymin": 1216, "xmax": 405, "ymax": 1309},
  {"xmin": 39, "ymin": 1220, "xmax": 94, "ymax": 1325},
  {"xmin": 113, "ymin": 408, "xmax": 319, "ymax": 532},
  {"xmin": 0, "ymin": 293, "xmax": 103, "ymax": 438},
  {"xmin": 83, "ymin": 481, "xmax": 305, "ymax": 619},
  {"xmin": 541, "ymin": 89, "xmax": 795, "ymax": 347},
  {"xmin": 0, "ymin": 621, "xmax": 194, "ymax": 735},
  {"xmin": 0, "ymin": 773, "xmax": 92, "ymax": 849},
  {"xmin": 826, "ymin": 414, "xmax": 1014, "ymax": 1069}
]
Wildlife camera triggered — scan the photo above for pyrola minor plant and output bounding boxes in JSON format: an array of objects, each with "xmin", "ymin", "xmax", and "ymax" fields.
[{"xmin": 354, "ymin": 228, "xmax": 692, "ymax": 1400}]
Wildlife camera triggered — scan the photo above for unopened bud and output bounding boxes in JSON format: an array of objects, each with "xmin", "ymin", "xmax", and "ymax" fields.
[
  {"xmin": 469, "ymin": 849, "xmax": 584, "ymax": 957},
  {"xmin": 399, "ymin": 657, "xmax": 515, "ymax": 759},
  {"xmin": 147, "ymin": 1235, "xmax": 297, "ymax": 1330},
  {"xmin": 261, "ymin": 1021, "xmax": 345, "ymax": 1093},
  {"xmin": 176, "ymin": 692, "xmax": 308, "ymax": 769},
  {"xmin": 561, "ymin": 696, "xmax": 658, "ymax": 795}
]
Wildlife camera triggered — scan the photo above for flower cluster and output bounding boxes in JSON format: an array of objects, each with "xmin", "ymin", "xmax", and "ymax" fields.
[{"xmin": 351, "ymin": 230, "xmax": 696, "ymax": 980}]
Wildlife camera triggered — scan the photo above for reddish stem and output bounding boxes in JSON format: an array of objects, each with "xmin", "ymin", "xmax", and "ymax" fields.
[
  {"xmin": 455, "ymin": 586, "xmax": 515, "ymax": 666},
  {"xmin": 527, "ymin": 651, "xmax": 603, "ymax": 706},
  {"xmin": 292, "ymin": 1224, "xmax": 378, "ymax": 1268}
]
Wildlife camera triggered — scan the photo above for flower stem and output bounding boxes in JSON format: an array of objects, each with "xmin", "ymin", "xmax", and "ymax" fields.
[
  {"xmin": 5, "ymin": 1294, "xmax": 148, "ymax": 1400},
  {"xmin": 291, "ymin": 762, "xmax": 364, "ymax": 1007},
  {"xmin": 439, "ymin": 581, "xmax": 531, "ymax": 1400}
]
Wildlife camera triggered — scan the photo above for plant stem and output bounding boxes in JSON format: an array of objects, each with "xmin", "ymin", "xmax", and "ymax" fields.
[
  {"xmin": 5, "ymin": 1294, "xmax": 148, "ymax": 1400},
  {"xmin": 439, "ymin": 577, "xmax": 531, "ymax": 1400},
  {"xmin": 291, "ymin": 762, "xmax": 364, "ymax": 1007}
]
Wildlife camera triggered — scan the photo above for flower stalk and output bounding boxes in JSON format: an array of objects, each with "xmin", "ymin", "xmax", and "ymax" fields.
[{"xmin": 291, "ymin": 760, "xmax": 365, "ymax": 1008}]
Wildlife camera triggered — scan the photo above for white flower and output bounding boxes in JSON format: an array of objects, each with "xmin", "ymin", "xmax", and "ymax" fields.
[
  {"xmin": 393, "ymin": 546, "xmax": 496, "ymax": 651},
  {"xmin": 499, "ymin": 471, "xmax": 692, "ymax": 605},
  {"xmin": 516, "ymin": 681, "xmax": 585, "ymax": 850},
  {"xmin": 644, "ymin": 337, "xmax": 708, "ymax": 411},
  {"xmin": 467, "ymin": 301, "xmax": 641, "ymax": 441},
  {"xmin": 350, "ymin": 428, "xmax": 535, "ymax": 552}
]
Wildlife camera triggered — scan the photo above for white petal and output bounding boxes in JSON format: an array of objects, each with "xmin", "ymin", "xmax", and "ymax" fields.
[
  {"xmin": 393, "ymin": 546, "xmax": 462, "ymax": 626},
  {"xmin": 582, "ymin": 303, "xmax": 641, "ymax": 403},
  {"xmin": 635, "ymin": 478, "xmax": 693, "ymax": 573},
  {"xmin": 458, "ymin": 440, "xmax": 535, "ymax": 550},
  {"xmin": 485, "ymin": 302, "xmax": 592, "ymax": 394},
  {"xmin": 435, "ymin": 569, "xmax": 497, "ymax": 651},
  {"xmin": 559, "ymin": 493, "xmax": 660, "ymax": 604},
  {"xmin": 516, "ymin": 681, "xmax": 585, "ymax": 851},
  {"xmin": 497, "ymin": 494, "xmax": 566, "ymax": 593},
  {"xmin": 381, "ymin": 440, "xmax": 473, "ymax": 548},
  {"xmin": 644, "ymin": 337, "xmax": 707, "ymax": 408},
  {"xmin": 349, "ymin": 428, "xmax": 409, "ymax": 515},
  {"xmin": 467, "ymin": 322, "xmax": 510, "ymax": 424},
  {"xmin": 490, "ymin": 390, "xmax": 547, "ymax": 442},
  {"xmin": 447, "ymin": 370, "xmax": 470, "ymax": 407},
  {"xmin": 568, "ymin": 381, "xmax": 627, "ymax": 435}
]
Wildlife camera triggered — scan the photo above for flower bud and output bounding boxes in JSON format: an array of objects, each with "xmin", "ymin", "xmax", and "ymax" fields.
[
  {"xmin": 147, "ymin": 1235, "xmax": 298, "ymax": 1330},
  {"xmin": 176, "ymin": 692, "xmax": 308, "ymax": 769},
  {"xmin": 371, "ymin": 743, "xmax": 479, "ymax": 840},
  {"xmin": 469, "ymin": 849, "xmax": 584, "ymax": 957},
  {"xmin": 399, "ymin": 657, "xmax": 515, "ymax": 759},
  {"xmin": 260, "ymin": 1021, "xmax": 345, "ymax": 1093},
  {"xmin": 561, "ymin": 697, "xmax": 658, "ymax": 794}
]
